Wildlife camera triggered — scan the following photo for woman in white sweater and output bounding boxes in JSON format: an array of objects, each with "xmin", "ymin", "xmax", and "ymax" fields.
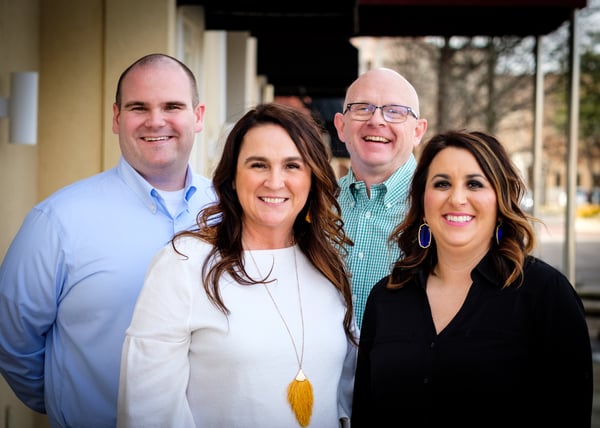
[{"xmin": 117, "ymin": 103, "xmax": 357, "ymax": 428}]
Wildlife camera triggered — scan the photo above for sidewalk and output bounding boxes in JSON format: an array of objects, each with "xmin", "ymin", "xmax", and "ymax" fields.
[{"xmin": 536, "ymin": 213, "xmax": 600, "ymax": 294}]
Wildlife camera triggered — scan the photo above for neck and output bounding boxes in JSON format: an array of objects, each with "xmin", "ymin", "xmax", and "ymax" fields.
[
  {"xmin": 351, "ymin": 164, "xmax": 397, "ymax": 191},
  {"xmin": 434, "ymin": 246, "xmax": 488, "ymax": 284},
  {"xmin": 242, "ymin": 230, "xmax": 295, "ymax": 250}
]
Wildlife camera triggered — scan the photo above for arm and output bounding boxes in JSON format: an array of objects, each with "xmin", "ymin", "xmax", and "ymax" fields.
[
  {"xmin": 0, "ymin": 208, "xmax": 64, "ymax": 413},
  {"xmin": 337, "ymin": 325, "xmax": 358, "ymax": 425},
  {"xmin": 530, "ymin": 260, "xmax": 593, "ymax": 426},
  {"xmin": 117, "ymin": 244, "xmax": 196, "ymax": 428},
  {"xmin": 350, "ymin": 294, "xmax": 377, "ymax": 428}
]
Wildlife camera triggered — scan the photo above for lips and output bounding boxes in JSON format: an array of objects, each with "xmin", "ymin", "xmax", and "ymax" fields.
[
  {"xmin": 142, "ymin": 136, "xmax": 170, "ymax": 142},
  {"xmin": 363, "ymin": 135, "xmax": 390, "ymax": 143},
  {"xmin": 444, "ymin": 214, "xmax": 473, "ymax": 223},
  {"xmin": 260, "ymin": 197, "xmax": 287, "ymax": 204}
]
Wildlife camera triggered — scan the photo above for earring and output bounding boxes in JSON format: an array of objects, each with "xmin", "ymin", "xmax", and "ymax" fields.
[
  {"xmin": 418, "ymin": 222, "xmax": 431, "ymax": 249},
  {"xmin": 495, "ymin": 221, "xmax": 503, "ymax": 245},
  {"xmin": 305, "ymin": 212, "xmax": 311, "ymax": 223}
]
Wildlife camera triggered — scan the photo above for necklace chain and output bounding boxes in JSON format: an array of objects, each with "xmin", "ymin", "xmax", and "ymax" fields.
[
  {"xmin": 246, "ymin": 245, "xmax": 305, "ymax": 370},
  {"xmin": 246, "ymin": 244, "xmax": 314, "ymax": 427}
]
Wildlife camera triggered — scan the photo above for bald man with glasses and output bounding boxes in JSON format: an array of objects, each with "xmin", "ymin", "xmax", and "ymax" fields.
[{"xmin": 333, "ymin": 68, "xmax": 428, "ymax": 329}]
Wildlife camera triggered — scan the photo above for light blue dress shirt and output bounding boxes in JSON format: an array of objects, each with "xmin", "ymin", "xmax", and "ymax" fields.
[
  {"xmin": 338, "ymin": 155, "xmax": 416, "ymax": 329},
  {"xmin": 0, "ymin": 157, "xmax": 216, "ymax": 428}
]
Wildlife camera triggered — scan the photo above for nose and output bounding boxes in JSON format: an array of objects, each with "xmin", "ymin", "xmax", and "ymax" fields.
[
  {"xmin": 367, "ymin": 107, "xmax": 386, "ymax": 125},
  {"xmin": 448, "ymin": 187, "xmax": 467, "ymax": 205},
  {"xmin": 263, "ymin": 169, "xmax": 285, "ymax": 189},
  {"xmin": 145, "ymin": 109, "xmax": 166, "ymax": 127}
]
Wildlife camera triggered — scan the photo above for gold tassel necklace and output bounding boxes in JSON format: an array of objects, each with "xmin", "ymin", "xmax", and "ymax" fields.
[{"xmin": 247, "ymin": 244, "xmax": 313, "ymax": 427}]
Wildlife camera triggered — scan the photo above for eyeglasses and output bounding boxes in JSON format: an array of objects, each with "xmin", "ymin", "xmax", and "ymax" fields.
[{"xmin": 344, "ymin": 103, "xmax": 419, "ymax": 123}]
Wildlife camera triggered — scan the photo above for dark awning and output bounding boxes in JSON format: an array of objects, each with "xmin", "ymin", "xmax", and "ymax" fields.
[
  {"xmin": 357, "ymin": 0, "xmax": 588, "ymax": 37},
  {"xmin": 177, "ymin": 0, "xmax": 588, "ymax": 97},
  {"xmin": 186, "ymin": 1, "xmax": 358, "ymax": 97}
]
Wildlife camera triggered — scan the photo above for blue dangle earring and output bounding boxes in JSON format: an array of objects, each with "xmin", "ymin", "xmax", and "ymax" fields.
[
  {"xmin": 418, "ymin": 221, "xmax": 431, "ymax": 249},
  {"xmin": 495, "ymin": 220, "xmax": 503, "ymax": 245}
]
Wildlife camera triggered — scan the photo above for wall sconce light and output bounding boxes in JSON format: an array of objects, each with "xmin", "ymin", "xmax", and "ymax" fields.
[{"xmin": 0, "ymin": 71, "xmax": 39, "ymax": 145}]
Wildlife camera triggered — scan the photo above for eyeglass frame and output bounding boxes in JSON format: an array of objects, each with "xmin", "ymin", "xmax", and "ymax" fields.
[{"xmin": 344, "ymin": 102, "xmax": 419, "ymax": 123}]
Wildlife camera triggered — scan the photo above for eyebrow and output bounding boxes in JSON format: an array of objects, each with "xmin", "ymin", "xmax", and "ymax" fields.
[
  {"xmin": 431, "ymin": 173, "xmax": 487, "ymax": 180},
  {"xmin": 122, "ymin": 100, "xmax": 187, "ymax": 109},
  {"xmin": 242, "ymin": 155, "xmax": 304, "ymax": 164}
]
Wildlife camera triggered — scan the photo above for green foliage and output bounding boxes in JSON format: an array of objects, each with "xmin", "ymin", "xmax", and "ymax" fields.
[{"xmin": 579, "ymin": 46, "xmax": 600, "ymax": 142}]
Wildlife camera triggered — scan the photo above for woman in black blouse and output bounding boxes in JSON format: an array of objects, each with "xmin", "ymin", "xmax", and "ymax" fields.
[{"xmin": 352, "ymin": 130, "xmax": 593, "ymax": 428}]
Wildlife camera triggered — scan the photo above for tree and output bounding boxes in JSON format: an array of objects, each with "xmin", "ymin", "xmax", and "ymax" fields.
[{"xmin": 579, "ymin": 43, "xmax": 600, "ymax": 188}]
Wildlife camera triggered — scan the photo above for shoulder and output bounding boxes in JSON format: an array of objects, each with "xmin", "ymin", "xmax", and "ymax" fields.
[
  {"xmin": 168, "ymin": 234, "xmax": 213, "ymax": 260},
  {"xmin": 147, "ymin": 235, "xmax": 213, "ymax": 276},
  {"xmin": 367, "ymin": 275, "xmax": 397, "ymax": 300},
  {"xmin": 523, "ymin": 256, "xmax": 570, "ymax": 285},
  {"xmin": 189, "ymin": 172, "xmax": 216, "ymax": 203},
  {"xmin": 34, "ymin": 168, "xmax": 118, "ymax": 211},
  {"xmin": 520, "ymin": 256, "xmax": 581, "ymax": 302},
  {"xmin": 384, "ymin": 155, "xmax": 416, "ymax": 191},
  {"xmin": 190, "ymin": 171, "xmax": 213, "ymax": 188}
]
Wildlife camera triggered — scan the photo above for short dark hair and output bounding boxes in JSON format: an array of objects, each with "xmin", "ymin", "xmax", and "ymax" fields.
[{"xmin": 114, "ymin": 53, "xmax": 199, "ymax": 108}]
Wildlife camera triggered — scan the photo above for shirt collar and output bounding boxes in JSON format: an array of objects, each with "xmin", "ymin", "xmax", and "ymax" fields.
[
  {"xmin": 343, "ymin": 154, "xmax": 417, "ymax": 204},
  {"xmin": 416, "ymin": 250, "xmax": 505, "ymax": 291},
  {"xmin": 116, "ymin": 157, "xmax": 197, "ymax": 210},
  {"xmin": 471, "ymin": 250, "xmax": 519, "ymax": 289}
]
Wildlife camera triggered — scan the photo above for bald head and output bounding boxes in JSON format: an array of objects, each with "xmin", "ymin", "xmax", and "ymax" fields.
[{"xmin": 344, "ymin": 68, "xmax": 420, "ymax": 117}]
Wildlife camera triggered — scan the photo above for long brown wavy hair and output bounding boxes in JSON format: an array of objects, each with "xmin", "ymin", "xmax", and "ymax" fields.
[
  {"xmin": 175, "ymin": 102, "xmax": 356, "ymax": 343},
  {"xmin": 389, "ymin": 130, "xmax": 538, "ymax": 289}
]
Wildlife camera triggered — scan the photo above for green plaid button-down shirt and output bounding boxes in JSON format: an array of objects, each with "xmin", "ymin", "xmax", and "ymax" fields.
[{"xmin": 338, "ymin": 154, "xmax": 416, "ymax": 329}]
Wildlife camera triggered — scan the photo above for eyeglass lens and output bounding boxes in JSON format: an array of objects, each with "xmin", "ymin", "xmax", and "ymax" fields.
[{"xmin": 346, "ymin": 103, "xmax": 414, "ymax": 123}]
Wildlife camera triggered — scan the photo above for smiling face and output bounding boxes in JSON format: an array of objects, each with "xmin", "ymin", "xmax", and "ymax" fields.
[
  {"xmin": 234, "ymin": 123, "xmax": 312, "ymax": 246},
  {"xmin": 112, "ymin": 59, "xmax": 204, "ymax": 190},
  {"xmin": 424, "ymin": 147, "xmax": 498, "ymax": 258},
  {"xmin": 333, "ymin": 68, "xmax": 427, "ymax": 182}
]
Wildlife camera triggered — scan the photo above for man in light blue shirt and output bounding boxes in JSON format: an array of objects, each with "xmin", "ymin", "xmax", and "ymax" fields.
[
  {"xmin": 0, "ymin": 53, "xmax": 216, "ymax": 427},
  {"xmin": 333, "ymin": 68, "xmax": 428, "ymax": 328}
]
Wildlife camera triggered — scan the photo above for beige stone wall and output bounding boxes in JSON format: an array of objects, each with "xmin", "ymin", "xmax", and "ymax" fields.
[
  {"xmin": 0, "ymin": 1, "xmax": 176, "ymax": 426},
  {"xmin": 0, "ymin": 0, "xmax": 39, "ymax": 261}
]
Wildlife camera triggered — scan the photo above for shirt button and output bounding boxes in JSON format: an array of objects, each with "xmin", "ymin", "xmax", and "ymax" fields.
[
  {"xmin": 357, "ymin": 252, "xmax": 364, "ymax": 260},
  {"xmin": 430, "ymin": 342, "xmax": 435, "ymax": 348},
  {"xmin": 365, "ymin": 211, "xmax": 371, "ymax": 219}
]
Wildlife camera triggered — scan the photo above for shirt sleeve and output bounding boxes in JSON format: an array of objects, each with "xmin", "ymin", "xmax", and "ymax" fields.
[
  {"xmin": 528, "ymin": 259, "xmax": 593, "ymax": 426},
  {"xmin": 0, "ymin": 207, "xmax": 64, "ymax": 413},
  {"xmin": 337, "ymin": 324, "xmax": 358, "ymax": 422},
  {"xmin": 117, "ymin": 244, "xmax": 196, "ymax": 428}
]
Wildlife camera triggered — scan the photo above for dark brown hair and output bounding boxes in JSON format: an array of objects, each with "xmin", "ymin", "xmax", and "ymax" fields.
[
  {"xmin": 389, "ymin": 129, "xmax": 537, "ymax": 289},
  {"xmin": 176, "ymin": 102, "xmax": 356, "ymax": 343}
]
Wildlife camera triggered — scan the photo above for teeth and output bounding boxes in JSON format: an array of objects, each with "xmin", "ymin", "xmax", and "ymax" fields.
[
  {"xmin": 445, "ymin": 215, "xmax": 472, "ymax": 223},
  {"xmin": 364, "ymin": 136, "xmax": 389, "ymax": 143},
  {"xmin": 261, "ymin": 197, "xmax": 286, "ymax": 204},
  {"xmin": 144, "ymin": 136, "xmax": 169, "ymax": 142}
]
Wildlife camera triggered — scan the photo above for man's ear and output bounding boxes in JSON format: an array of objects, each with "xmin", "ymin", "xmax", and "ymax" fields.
[{"xmin": 333, "ymin": 112, "xmax": 347, "ymax": 143}]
